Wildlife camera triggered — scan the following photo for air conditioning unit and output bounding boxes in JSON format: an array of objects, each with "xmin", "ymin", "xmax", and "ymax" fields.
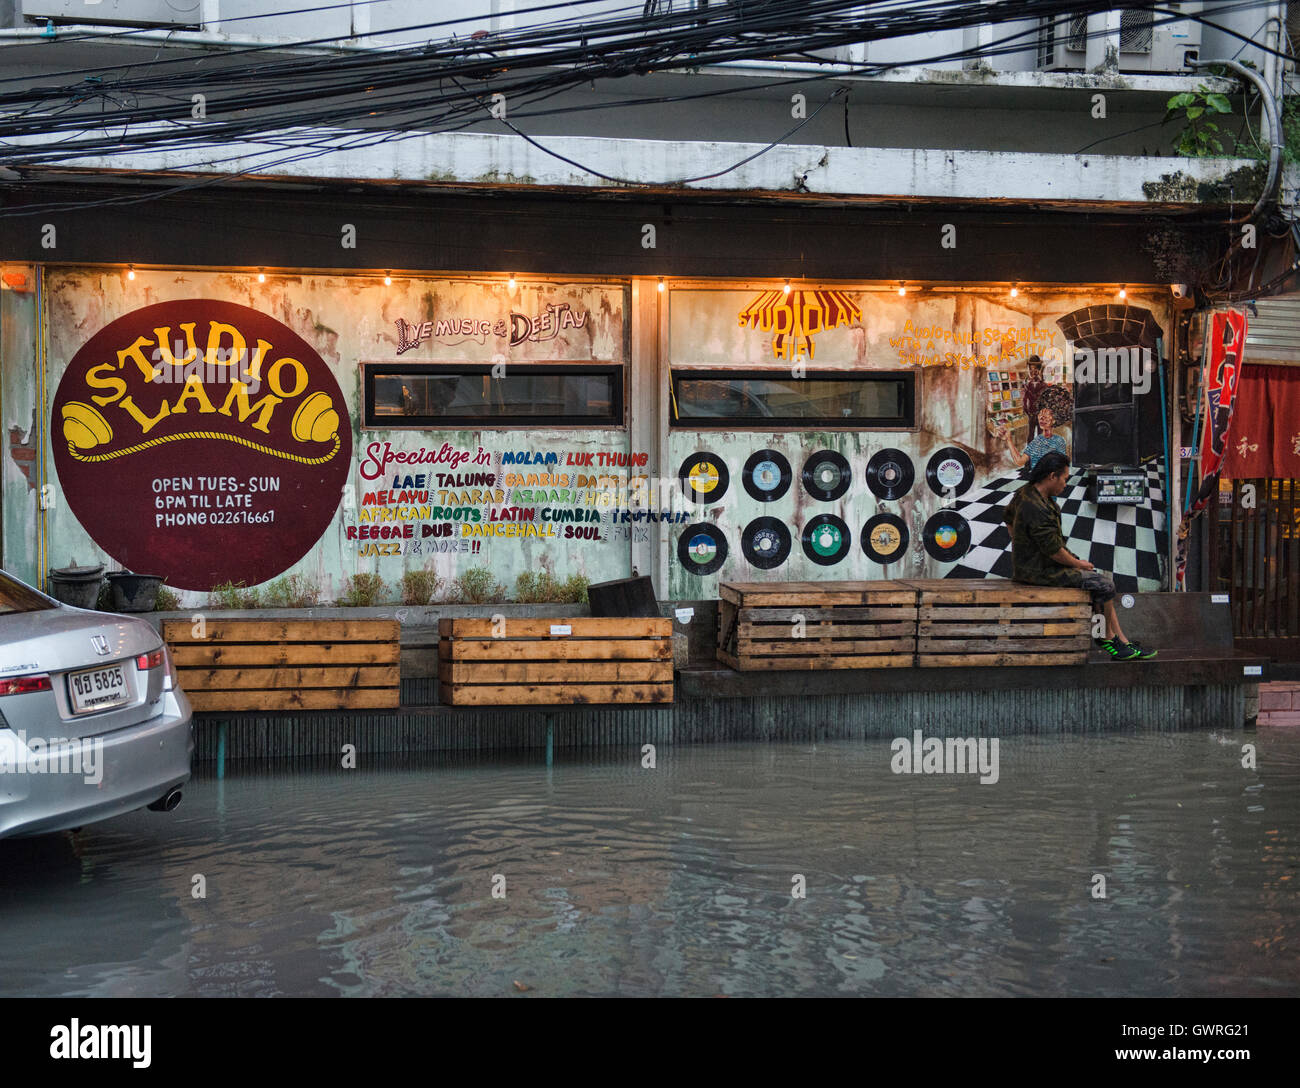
[
  {"xmin": 1119, "ymin": 3, "xmax": 1202, "ymax": 72},
  {"xmin": 20, "ymin": 0, "xmax": 201, "ymax": 27},
  {"xmin": 1037, "ymin": 12, "xmax": 1089, "ymax": 71}
]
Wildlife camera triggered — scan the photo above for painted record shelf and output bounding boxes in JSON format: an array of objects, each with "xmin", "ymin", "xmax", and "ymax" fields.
[
  {"xmin": 717, "ymin": 581, "xmax": 918, "ymax": 670},
  {"xmin": 438, "ymin": 617, "xmax": 674, "ymax": 705}
]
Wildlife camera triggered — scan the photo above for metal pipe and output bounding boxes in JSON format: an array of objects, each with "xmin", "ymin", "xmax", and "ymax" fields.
[{"xmin": 1189, "ymin": 57, "xmax": 1284, "ymax": 224}]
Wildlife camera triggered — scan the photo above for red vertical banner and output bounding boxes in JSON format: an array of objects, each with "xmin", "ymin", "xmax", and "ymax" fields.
[{"xmin": 1199, "ymin": 309, "xmax": 1248, "ymax": 482}]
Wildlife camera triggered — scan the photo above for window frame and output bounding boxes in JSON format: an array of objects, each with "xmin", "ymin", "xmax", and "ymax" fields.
[
  {"xmin": 362, "ymin": 361, "xmax": 626, "ymax": 430},
  {"xmin": 669, "ymin": 368, "xmax": 917, "ymax": 431}
]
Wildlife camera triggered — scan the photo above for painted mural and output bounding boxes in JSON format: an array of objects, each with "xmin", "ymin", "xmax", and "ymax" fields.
[{"xmin": 665, "ymin": 288, "xmax": 1172, "ymax": 599}]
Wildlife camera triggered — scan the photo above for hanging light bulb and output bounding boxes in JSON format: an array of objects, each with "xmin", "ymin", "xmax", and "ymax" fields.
[
  {"xmin": 126, "ymin": 266, "xmax": 135, "ymax": 281},
  {"xmin": 1010, "ymin": 283, "xmax": 1019, "ymax": 298},
  {"xmin": 1118, "ymin": 285, "xmax": 1127, "ymax": 300},
  {"xmin": 384, "ymin": 271, "xmax": 392, "ymax": 286},
  {"xmin": 507, "ymin": 274, "xmax": 516, "ymax": 290},
  {"xmin": 657, "ymin": 277, "xmax": 665, "ymax": 293},
  {"xmin": 257, "ymin": 269, "xmax": 266, "ymax": 283},
  {"xmin": 898, "ymin": 281, "xmax": 906, "ymax": 296}
]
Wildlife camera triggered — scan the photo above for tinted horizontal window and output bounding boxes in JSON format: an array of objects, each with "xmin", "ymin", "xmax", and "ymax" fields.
[
  {"xmin": 365, "ymin": 364, "xmax": 622, "ymax": 428},
  {"xmin": 671, "ymin": 370, "xmax": 914, "ymax": 428}
]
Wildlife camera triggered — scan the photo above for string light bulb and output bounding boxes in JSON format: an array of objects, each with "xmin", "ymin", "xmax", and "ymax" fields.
[
  {"xmin": 1010, "ymin": 283, "xmax": 1019, "ymax": 298},
  {"xmin": 657, "ymin": 277, "xmax": 664, "ymax": 293},
  {"xmin": 384, "ymin": 271, "xmax": 392, "ymax": 286},
  {"xmin": 257, "ymin": 269, "xmax": 266, "ymax": 283},
  {"xmin": 126, "ymin": 266, "xmax": 135, "ymax": 281},
  {"xmin": 898, "ymin": 281, "xmax": 906, "ymax": 296},
  {"xmin": 507, "ymin": 274, "xmax": 516, "ymax": 289},
  {"xmin": 1118, "ymin": 285, "xmax": 1127, "ymax": 300},
  {"xmin": 783, "ymin": 279, "xmax": 791, "ymax": 295}
]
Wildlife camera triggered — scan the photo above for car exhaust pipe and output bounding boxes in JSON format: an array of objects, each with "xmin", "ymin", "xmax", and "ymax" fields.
[{"xmin": 148, "ymin": 788, "xmax": 182, "ymax": 813}]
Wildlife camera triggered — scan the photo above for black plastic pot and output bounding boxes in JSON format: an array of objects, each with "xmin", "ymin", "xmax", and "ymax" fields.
[
  {"xmin": 47, "ymin": 565, "xmax": 105, "ymax": 610},
  {"xmin": 106, "ymin": 572, "xmax": 163, "ymax": 613}
]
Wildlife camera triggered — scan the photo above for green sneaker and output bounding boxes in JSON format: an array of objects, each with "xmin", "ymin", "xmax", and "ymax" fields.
[
  {"xmin": 1127, "ymin": 640, "xmax": 1158, "ymax": 659},
  {"xmin": 1100, "ymin": 639, "xmax": 1142, "ymax": 661}
]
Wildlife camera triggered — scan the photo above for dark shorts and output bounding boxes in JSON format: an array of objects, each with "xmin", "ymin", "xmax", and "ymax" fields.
[{"xmin": 1080, "ymin": 570, "xmax": 1117, "ymax": 608}]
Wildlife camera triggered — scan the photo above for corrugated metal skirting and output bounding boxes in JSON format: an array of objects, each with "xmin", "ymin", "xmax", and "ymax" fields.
[{"xmin": 194, "ymin": 685, "xmax": 1246, "ymax": 762}]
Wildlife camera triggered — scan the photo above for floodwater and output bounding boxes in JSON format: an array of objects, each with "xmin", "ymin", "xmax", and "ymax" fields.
[{"xmin": 1, "ymin": 733, "xmax": 1297, "ymax": 997}]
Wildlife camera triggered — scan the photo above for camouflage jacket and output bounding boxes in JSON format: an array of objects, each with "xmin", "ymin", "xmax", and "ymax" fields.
[{"xmin": 1003, "ymin": 484, "xmax": 1083, "ymax": 589}]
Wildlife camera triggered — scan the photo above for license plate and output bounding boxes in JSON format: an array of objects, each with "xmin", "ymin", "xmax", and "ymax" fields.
[{"xmin": 68, "ymin": 664, "xmax": 129, "ymax": 714}]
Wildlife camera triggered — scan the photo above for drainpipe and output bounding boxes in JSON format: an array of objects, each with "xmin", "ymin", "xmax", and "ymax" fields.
[{"xmin": 1188, "ymin": 57, "xmax": 1284, "ymax": 224}]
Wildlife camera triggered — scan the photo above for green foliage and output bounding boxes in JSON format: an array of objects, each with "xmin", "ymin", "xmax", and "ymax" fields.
[
  {"xmin": 1165, "ymin": 85, "xmax": 1233, "ymax": 156},
  {"xmin": 512, "ymin": 571, "xmax": 591, "ymax": 604},
  {"xmin": 154, "ymin": 585, "xmax": 182, "ymax": 612},
  {"xmin": 448, "ymin": 567, "xmax": 506, "ymax": 604},
  {"xmin": 1235, "ymin": 95, "xmax": 1300, "ymax": 168},
  {"xmin": 208, "ymin": 580, "xmax": 261, "ymax": 609},
  {"xmin": 400, "ymin": 568, "xmax": 443, "ymax": 606},
  {"xmin": 262, "ymin": 574, "xmax": 320, "ymax": 608},
  {"xmin": 338, "ymin": 573, "xmax": 388, "ymax": 607}
]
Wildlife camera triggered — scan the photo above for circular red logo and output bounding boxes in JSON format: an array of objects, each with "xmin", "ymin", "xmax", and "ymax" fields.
[{"xmin": 52, "ymin": 300, "xmax": 351, "ymax": 591}]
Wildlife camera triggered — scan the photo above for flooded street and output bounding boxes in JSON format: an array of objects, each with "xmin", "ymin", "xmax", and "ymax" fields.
[{"xmin": 2, "ymin": 732, "xmax": 1297, "ymax": 998}]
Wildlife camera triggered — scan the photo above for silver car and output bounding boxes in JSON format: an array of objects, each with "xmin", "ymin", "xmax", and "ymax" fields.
[{"xmin": 0, "ymin": 569, "xmax": 193, "ymax": 838}]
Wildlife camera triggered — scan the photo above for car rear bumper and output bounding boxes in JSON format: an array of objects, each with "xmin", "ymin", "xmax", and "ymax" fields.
[{"xmin": 0, "ymin": 687, "xmax": 193, "ymax": 838}]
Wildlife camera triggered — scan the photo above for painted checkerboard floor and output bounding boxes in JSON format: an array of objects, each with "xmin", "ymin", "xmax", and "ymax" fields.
[{"xmin": 941, "ymin": 461, "xmax": 1167, "ymax": 592}]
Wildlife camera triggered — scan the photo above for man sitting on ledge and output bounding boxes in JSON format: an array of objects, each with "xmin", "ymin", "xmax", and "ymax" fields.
[{"xmin": 1003, "ymin": 451, "xmax": 1157, "ymax": 661}]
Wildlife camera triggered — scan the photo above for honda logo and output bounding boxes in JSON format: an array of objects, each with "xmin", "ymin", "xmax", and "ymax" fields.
[{"xmin": 90, "ymin": 635, "xmax": 110, "ymax": 656}]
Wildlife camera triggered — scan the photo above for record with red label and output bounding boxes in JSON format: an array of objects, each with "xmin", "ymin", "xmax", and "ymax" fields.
[
  {"xmin": 865, "ymin": 448, "xmax": 915, "ymax": 501},
  {"xmin": 741, "ymin": 516, "xmax": 792, "ymax": 570},
  {"xmin": 923, "ymin": 510, "xmax": 972, "ymax": 562},
  {"xmin": 925, "ymin": 446, "xmax": 974, "ymax": 498}
]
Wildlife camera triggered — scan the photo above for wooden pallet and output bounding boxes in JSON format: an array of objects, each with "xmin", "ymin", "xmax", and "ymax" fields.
[
  {"xmin": 901, "ymin": 579, "xmax": 1091, "ymax": 667},
  {"xmin": 717, "ymin": 581, "xmax": 917, "ymax": 670},
  {"xmin": 438, "ymin": 617, "xmax": 673, "ymax": 705},
  {"xmin": 162, "ymin": 619, "xmax": 401, "ymax": 712}
]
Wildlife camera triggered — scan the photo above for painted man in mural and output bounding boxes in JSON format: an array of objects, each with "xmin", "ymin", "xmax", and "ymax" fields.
[
  {"xmin": 1001, "ymin": 383, "xmax": 1073, "ymax": 472},
  {"xmin": 1021, "ymin": 355, "xmax": 1047, "ymax": 439},
  {"xmin": 1004, "ymin": 452, "xmax": 1156, "ymax": 661}
]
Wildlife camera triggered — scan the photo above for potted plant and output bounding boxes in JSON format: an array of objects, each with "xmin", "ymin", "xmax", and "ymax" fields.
[{"xmin": 106, "ymin": 570, "xmax": 165, "ymax": 613}]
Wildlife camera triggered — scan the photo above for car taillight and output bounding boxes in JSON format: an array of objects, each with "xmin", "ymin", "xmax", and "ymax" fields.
[
  {"xmin": 162, "ymin": 645, "xmax": 178, "ymax": 691},
  {"xmin": 0, "ymin": 674, "xmax": 52, "ymax": 696},
  {"xmin": 136, "ymin": 648, "xmax": 165, "ymax": 670}
]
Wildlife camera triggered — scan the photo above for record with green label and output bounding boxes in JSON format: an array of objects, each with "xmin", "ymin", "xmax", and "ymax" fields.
[
  {"xmin": 923, "ymin": 510, "xmax": 972, "ymax": 562},
  {"xmin": 741, "ymin": 516, "xmax": 792, "ymax": 570},
  {"xmin": 678, "ymin": 453, "xmax": 729, "ymax": 504},
  {"xmin": 801, "ymin": 450, "xmax": 851, "ymax": 502},
  {"xmin": 801, "ymin": 514, "xmax": 851, "ymax": 566},
  {"xmin": 861, "ymin": 512, "xmax": 909, "ymax": 564},
  {"xmin": 677, "ymin": 523, "xmax": 729, "ymax": 575}
]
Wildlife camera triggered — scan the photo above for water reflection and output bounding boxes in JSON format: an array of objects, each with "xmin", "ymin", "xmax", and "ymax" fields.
[{"xmin": 1, "ymin": 735, "xmax": 1296, "ymax": 997}]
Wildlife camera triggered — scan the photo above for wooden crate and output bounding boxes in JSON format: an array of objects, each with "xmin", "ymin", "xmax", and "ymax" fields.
[
  {"xmin": 162, "ymin": 619, "xmax": 401, "ymax": 712},
  {"xmin": 437, "ymin": 617, "xmax": 673, "ymax": 705},
  {"xmin": 902, "ymin": 579, "xmax": 1091, "ymax": 667},
  {"xmin": 716, "ymin": 581, "xmax": 917, "ymax": 670}
]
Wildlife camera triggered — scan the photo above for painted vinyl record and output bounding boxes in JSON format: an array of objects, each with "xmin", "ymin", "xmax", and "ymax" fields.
[
  {"xmin": 677, "ymin": 523, "xmax": 729, "ymax": 575},
  {"xmin": 801, "ymin": 450, "xmax": 851, "ymax": 502},
  {"xmin": 861, "ymin": 513, "xmax": 910, "ymax": 564},
  {"xmin": 742, "ymin": 449, "xmax": 792, "ymax": 503},
  {"xmin": 801, "ymin": 514, "xmax": 851, "ymax": 566},
  {"xmin": 865, "ymin": 448, "xmax": 915, "ymax": 501},
  {"xmin": 925, "ymin": 446, "xmax": 975, "ymax": 498},
  {"xmin": 741, "ymin": 516, "xmax": 792, "ymax": 570},
  {"xmin": 679, "ymin": 453, "xmax": 729, "ymax": 504},
  {"xmin": 923, "ymin": 510, "xmax": 972, "ymax": 562}
]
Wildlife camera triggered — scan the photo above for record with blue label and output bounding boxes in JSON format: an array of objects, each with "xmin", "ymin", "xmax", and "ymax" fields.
[
  {"xmin": 923, "ymin": 510, "xmax": 972, "ymax": 562},
  {"xmin": 741, "ymin": 516, "xmax": 792, "ymax": 570},
  {"xmin": 801, "ymin": 450, "xmax": 851, "ymax": 502},
  {"xmin": 861, "ymin": 513, "xmax": 909, "ymax": 564},
  {"xmin": 677, "ymin": 523, "xmax": 729, "ymax": 575},
  {"xmin": 742, "ymin": 449, "xmax": 793, "ymax": 502},
  {"xmin": 866, "ymin": 448, "xmax": 915, "ymax": 501},
  {"xmin": 925, "ymin": 446, "xmax": 974, "ymax": 498},
  {"xmin": 801, "ymin": 514, "xmax": 851, "ymax": 566},
  {"xmin": 678, "ymin": 453, "xmax": 729, "ymax": 504}
]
